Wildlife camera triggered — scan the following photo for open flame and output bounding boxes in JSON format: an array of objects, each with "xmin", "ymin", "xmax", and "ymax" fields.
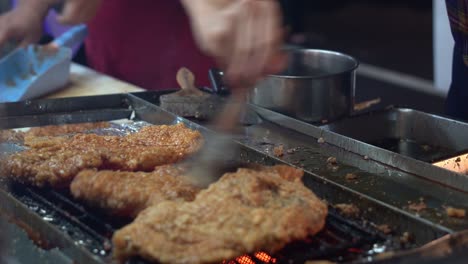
[
  {"xmin": 223, "ymin": 252, "xmax": 277, "ymax": 264},
  {"xmin": 236, "ymin": 255, "xmax": 256, "ymax": 264},
  {"xmin": 433, "ymin": 153, "xmax": 468, "ymax": 174},
  {"xmin": 254, "ymin": 252, "xmax": 276, "ymax": 263}
]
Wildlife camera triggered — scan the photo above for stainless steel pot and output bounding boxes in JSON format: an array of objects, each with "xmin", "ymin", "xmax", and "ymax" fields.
[{"xmin": 249, "ymin": 49, "xmax": 359, "ymax": 123}]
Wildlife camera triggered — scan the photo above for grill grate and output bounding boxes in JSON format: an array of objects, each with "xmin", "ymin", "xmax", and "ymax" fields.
[{"xmin": 7, "ymin": 182, "xmax": 389, "ymax": 264}]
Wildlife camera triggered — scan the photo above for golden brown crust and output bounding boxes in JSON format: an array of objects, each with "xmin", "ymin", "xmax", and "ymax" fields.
[
  {"xmin": 26, "ymin": 122, "xmax": 110, "ymax": 138},
  {"xmin": 70, "ymin": 165, "xmax": 200, "ymax": 218},
  {"xmin": 0, "ymin": 130, "xmax": 25, "ymax": 143},
  {"xmin": 0, "ymin": 122, "xmax": 110, "ymax": 145},
  {"xmin": 112, "ymin": 165, "xmax": 328, "ymax": 264},
  {"xmin": 2, "ymin": 124, "xmax": 203, "ymax": 187}
]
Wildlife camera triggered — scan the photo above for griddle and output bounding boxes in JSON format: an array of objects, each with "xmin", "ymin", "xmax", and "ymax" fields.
[
  {"xmin": 137, "ymin": 91, "xmax": 468, "ymax": 232},
  {"xmin": 0, "ymin": 93, "xmax": 464, "ymax": 264}
]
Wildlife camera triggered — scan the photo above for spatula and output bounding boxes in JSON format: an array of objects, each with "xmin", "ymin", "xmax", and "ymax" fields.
[
  {"xmin": 0, "ymin": 24, "xmax": 88, "ymax": 103},
  {"xmin": 185, "ymin": 85, "xmax": 249, "ymax": 187}
]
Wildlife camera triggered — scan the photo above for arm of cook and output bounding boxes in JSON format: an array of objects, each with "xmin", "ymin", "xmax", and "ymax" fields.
[
  {"xmin": 0, "ymin": 0, "xmax": 100, "ymax": 48},
  {"xmin": 0, "ymin": 0, "xmax": 57, "ymax": 47}
]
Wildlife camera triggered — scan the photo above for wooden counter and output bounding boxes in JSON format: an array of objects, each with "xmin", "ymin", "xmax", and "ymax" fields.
[{"xmin": 46, "ymin": 63, "xmax": 145, "ymax": 99}]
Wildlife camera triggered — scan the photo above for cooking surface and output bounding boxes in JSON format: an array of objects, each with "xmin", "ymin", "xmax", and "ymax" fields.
[
  {"xmin": 0, "ymin": 93, "xmax": 457, "ymax": 264},
  {"xmin": 320, "ymin": 107, "xmax": 468, "ymax": 164},
  {"xmin": 138, "ymin": 91, "xmax": 468, "ymax": 231},
  {"xmin": 3, "ymin": 92, "xmax": 468, "ymax": 263},
  {"xmin": 369, "ymin": 138, "xmax": 454, "ymax": 163}
]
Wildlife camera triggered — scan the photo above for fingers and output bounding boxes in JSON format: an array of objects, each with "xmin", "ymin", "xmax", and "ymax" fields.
[
  {"xmin": 264, "ymin": 1, "xmax": 287, "ymax": 75},
  {"xmin": 226, "ymin": 0, "xmax": 255, "ymax": 87},
  {"xmin": 248, "ymin": 1, "xmax": 271, "ymax": 80},
  {"xmin": 57, "ymin": 0, "xmax": 101, "ymax": 25},
  {"xmin": 225, "ymin": 0, "xmax": 285, "ymax": 88},
  {"xmin": 0, "ymin": 6, "xmax": 45, "ymax": 50},
  {"xmin": 265, "ymin": 51, "xmax": 288, "ymax": 75},
  {"xmin": 0, "ymin": 12, "xmax": 17, "ymax": 49},
  {"xmin": 183, "ymin": 0, "xmax": 285, "ymax": 88},
  {"xmin": 0, "ymin": 27, "xmax": 13, "ymax": 49}
]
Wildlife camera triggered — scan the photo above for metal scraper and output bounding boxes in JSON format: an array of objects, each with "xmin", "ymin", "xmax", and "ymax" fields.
[
  {"xmin": 0, "ymin": 24, "xmax": 88, "ymax": 103},
  {"xmin": 159, "ymin": 67, "xmax": 221, "ymax": 119},
  {"xmin": 185, "ymin": 86, "xmax": 249, "ymax": 187}
]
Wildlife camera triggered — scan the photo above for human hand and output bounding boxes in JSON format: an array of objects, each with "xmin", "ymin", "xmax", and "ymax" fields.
[
  {"xmin": 182, "ymin": 0, "xmax": 287, "ymax": 88},
  {"xmin": 0, "ymin": 0, "xmax": 54, "ymax": 48},
  {"xmin": 57, "ymin": 0, "xmax": 102, "ymax": 25}
]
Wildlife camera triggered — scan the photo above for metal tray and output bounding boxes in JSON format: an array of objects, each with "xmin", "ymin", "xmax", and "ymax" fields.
[
  {"xmin": 320, "ymin": 108, "xmax": 468, "ymax": 163},
  {"xmin": 0, "ymin": 93, "xmax": 454, "ymax": 264},
  {"xmin": 234, "ymin": 103, "xmax": 468, "ymax": 193}
]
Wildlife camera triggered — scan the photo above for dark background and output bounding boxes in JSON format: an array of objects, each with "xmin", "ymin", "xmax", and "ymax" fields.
[{"xmin": 280, "ymin": 0, "xmax": 433, "ymax": 80}]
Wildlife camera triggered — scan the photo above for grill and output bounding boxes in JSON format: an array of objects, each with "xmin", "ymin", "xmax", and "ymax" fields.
[
  {"xmin": 0, "ymin": 92, "xmax": 464, "ymax": 264},
  {"xmin": 4, "ymin": 183, "xmax": 389, "ymax": 264}
]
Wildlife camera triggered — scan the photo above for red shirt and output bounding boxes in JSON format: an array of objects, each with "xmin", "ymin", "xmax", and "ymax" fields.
[{"xmin": 85, "ymin": 0, "xmax": 215, "ymax": 90}]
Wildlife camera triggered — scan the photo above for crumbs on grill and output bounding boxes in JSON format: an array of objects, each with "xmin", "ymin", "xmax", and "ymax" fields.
[
  {"xmin": 399, "ymin": 232, "xmax": 413, "ymax": 244},
  {"xmin": 286, "ymin": 147, "xmax": 299, "ymax": 154},
  {"xmin": 345, "ymin": 173, "xmax": 358, "ymax": 181},
  {"xmin": 334, "ymin": 203, "xmax": 360, "ymax": 218},
  {"xmin": 326, "ymin": 157, "xmax": 337, "ymax": 165},
  {"xmin": 376, "ymin": 224, "xmax": 392, "ymax": 235},
  {"xmin": 446, "ymin": 207, "xmax": 466, "ymax": 218},
  {"xmin": 408, "ymin": 201, "xmax": 427, "ymax": 212},
  {"xmin": 273, "ymin": 145, "xmax": 284, "ymax": 157}
]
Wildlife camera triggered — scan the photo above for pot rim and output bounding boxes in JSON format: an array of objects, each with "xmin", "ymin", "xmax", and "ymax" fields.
[{"xmin": 269, "ymin": 48, "xmax": 360, "ymax": 80}]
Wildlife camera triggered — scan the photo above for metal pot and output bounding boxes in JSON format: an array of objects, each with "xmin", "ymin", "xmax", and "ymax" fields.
[{"xmin": 248, "ymin": 49, "xmax": 359, "ymax": 123}]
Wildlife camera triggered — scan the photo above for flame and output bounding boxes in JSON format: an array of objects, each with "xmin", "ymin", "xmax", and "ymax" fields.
[
  {"xmin": 254, "ymin": 252, "xmax": 276, "ymax": 263},
  {"xmin": 224, "ymin": 252, "xmax": 277, "ymax": 264},
  {"xmin": 236, "ymin": 255, "xmax": 256, "ymax": 264}
]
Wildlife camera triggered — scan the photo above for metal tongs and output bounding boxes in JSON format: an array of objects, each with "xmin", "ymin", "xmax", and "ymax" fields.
[{"xmin": 373, "ymin": 230, "xmax": 468, "ymax": 263}]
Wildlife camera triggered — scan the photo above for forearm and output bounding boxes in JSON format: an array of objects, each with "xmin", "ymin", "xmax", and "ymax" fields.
[
  {"xmin": 181, "ymin": 0, "xmax": 230, "ymax": 9},
  {"xmin": 16, "ymin": 0, "xmax": 59, "ymax": 18},
  {"xmin": 181, "ymin": 0, "xmax": 231, "ymax": 18}
]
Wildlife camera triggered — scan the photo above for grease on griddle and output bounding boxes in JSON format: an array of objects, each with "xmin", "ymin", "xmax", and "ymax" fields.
[
  {"xmin": 369, "ymin": 138, "xmax": 455, "ymax": 163},
  {"xmin": 0, "ymin": 209, "xmax": 52, "ymax": 250}
]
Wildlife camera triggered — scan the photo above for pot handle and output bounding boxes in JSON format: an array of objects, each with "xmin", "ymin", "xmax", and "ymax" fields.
[
  {"xmin": 208, "ymin": 68, "xmax": 231, "ymax": 96},
  {"xmin": 352, "ymin": 97, "xmax": 382, "ymax": 113}
]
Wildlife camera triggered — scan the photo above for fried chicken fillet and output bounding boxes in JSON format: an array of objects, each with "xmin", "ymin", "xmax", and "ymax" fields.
[
  {"xmin": 0, "ymin": 130, "xmax": 25, "ymax": 143},
  {"xmin": 70, "ymin": 165, "xmax": 200, "ymax": 218},
  {"xmin": 112, "ymin": 165, "xmax": 328, "ymax": 264},
  {"xmin": 0, "ymin": 122, "xmax": 111, "ymax": 144},
  {"xmin": 2, "ymin": 124, "xmax": 203, "ymax": 187},
  {"xmin": 25, "ymin": 122, "xmax": 110, "ymax": 138}
]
